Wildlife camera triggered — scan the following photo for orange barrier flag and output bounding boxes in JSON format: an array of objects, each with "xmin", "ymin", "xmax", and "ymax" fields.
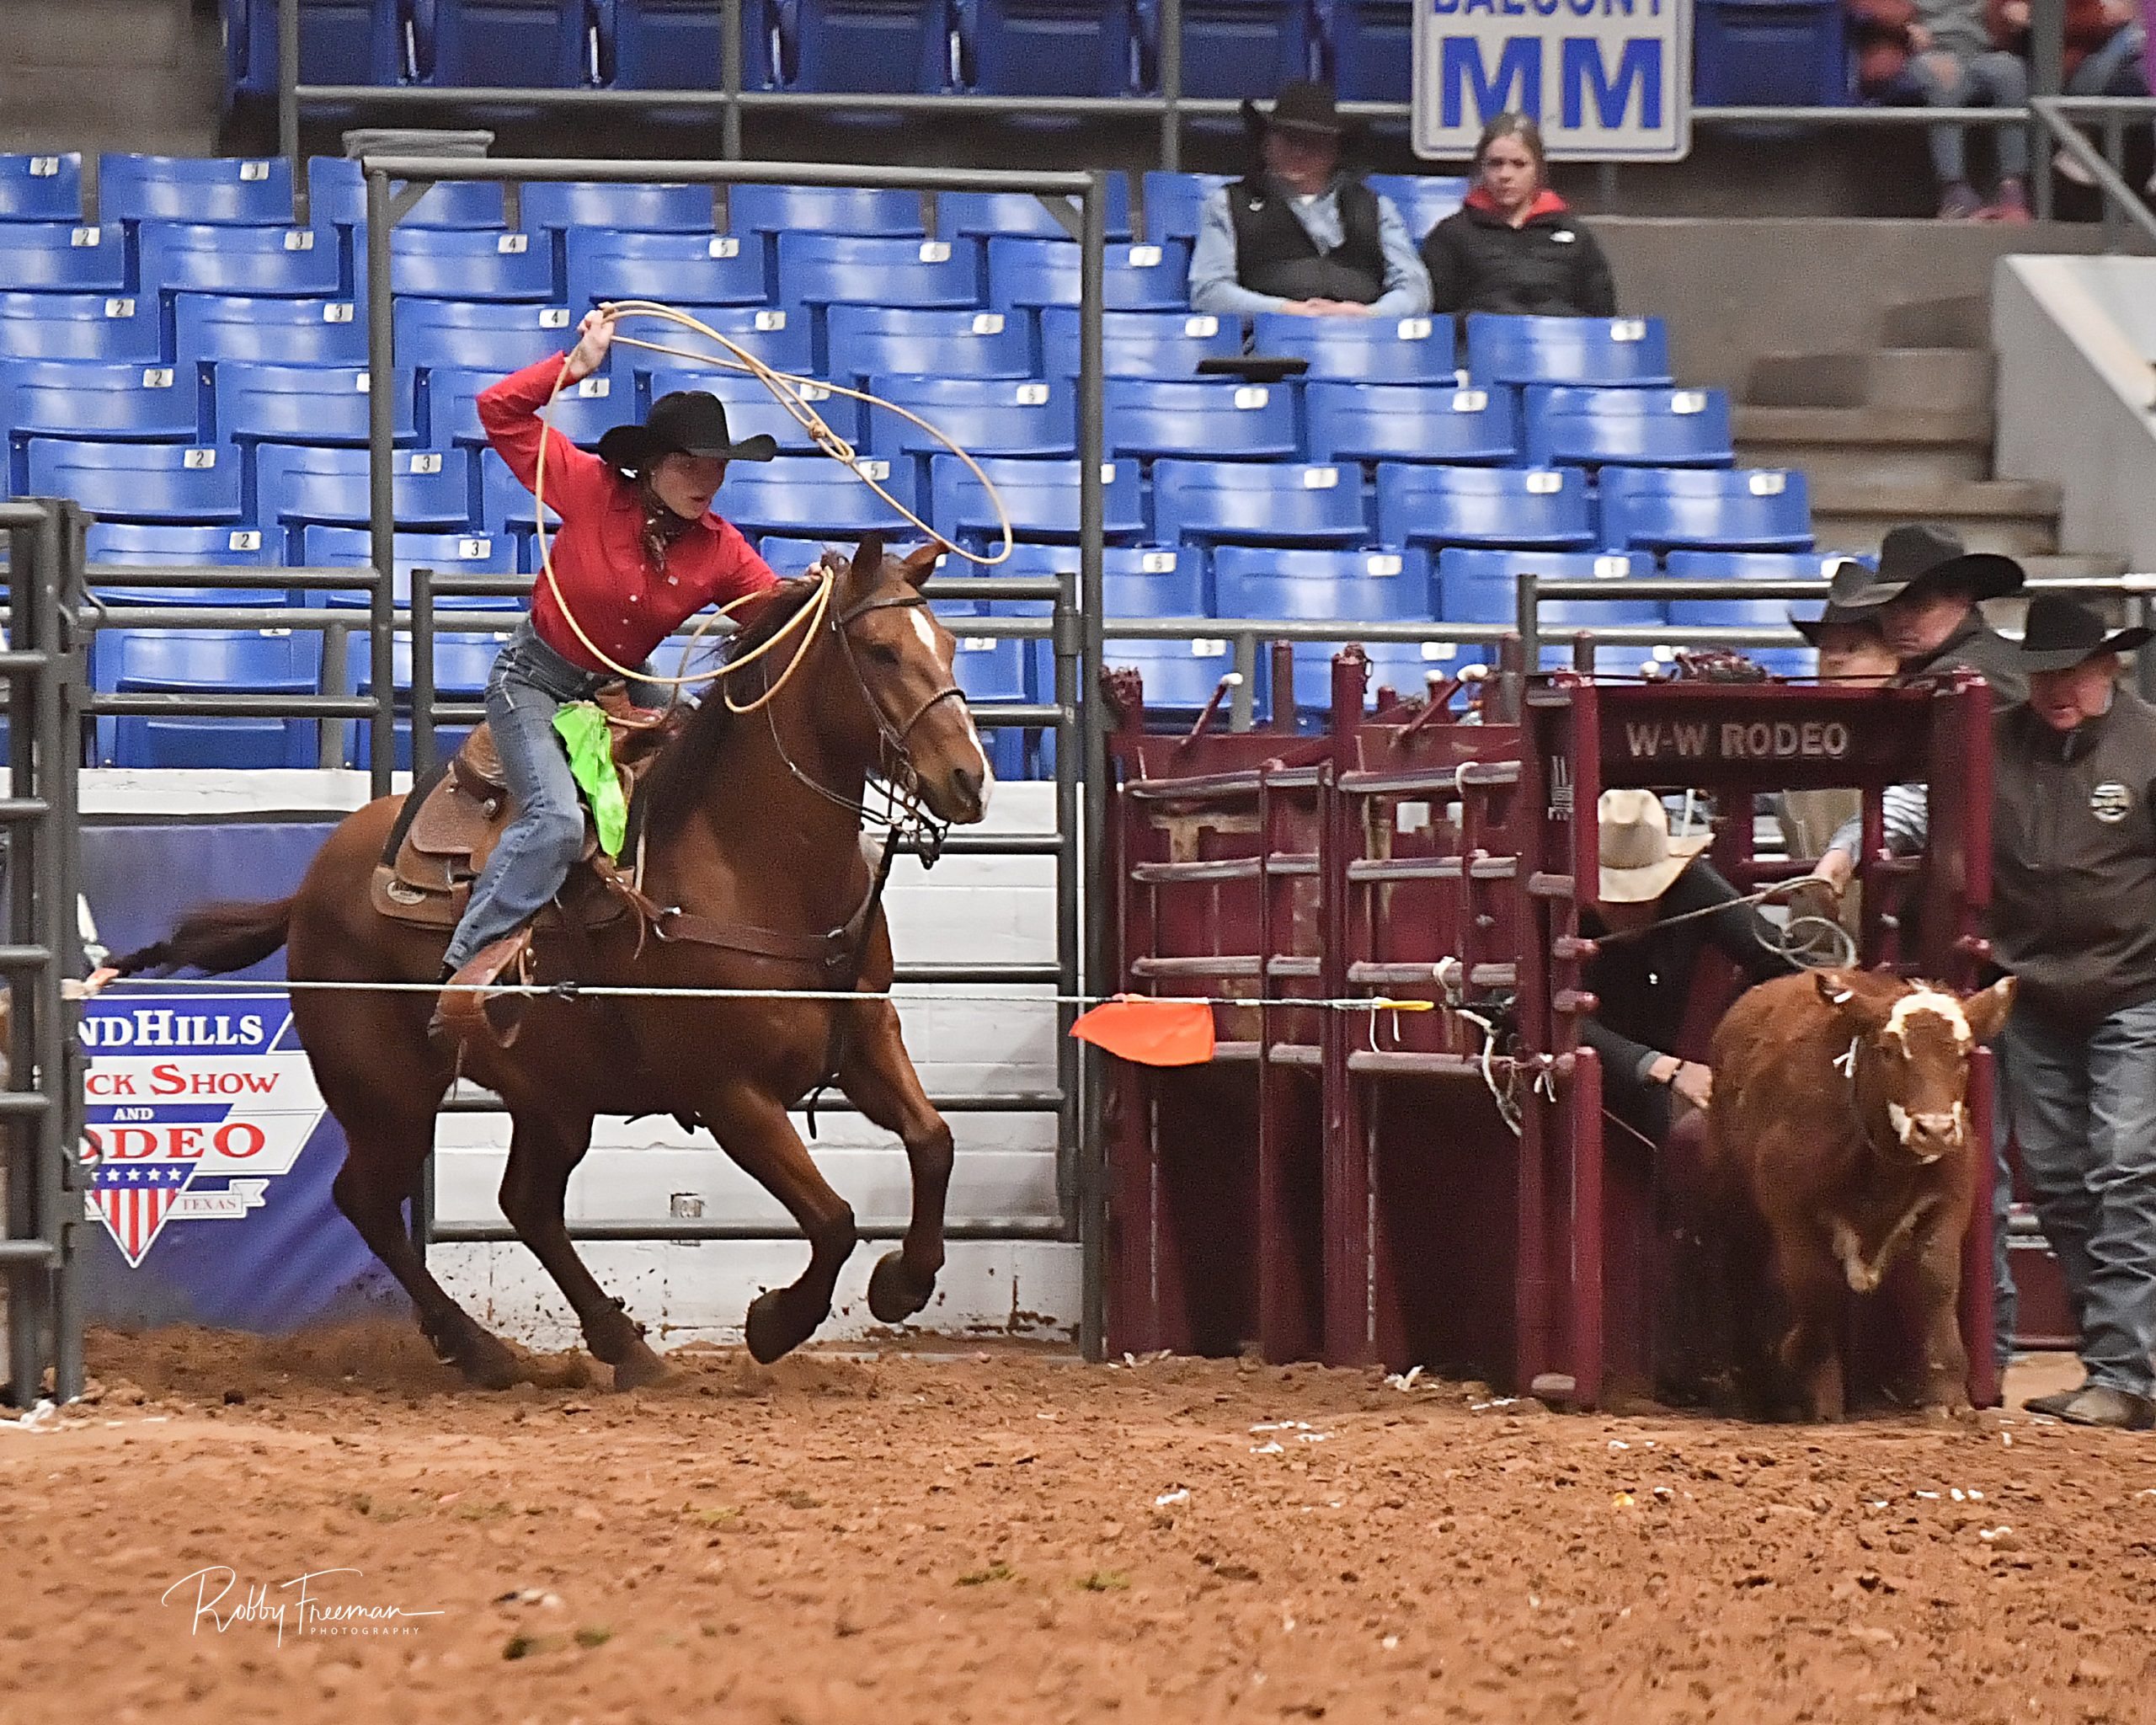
[{"xmin": 1069, "ymin": 996, "xmax": 1215, "ymax": 1066}]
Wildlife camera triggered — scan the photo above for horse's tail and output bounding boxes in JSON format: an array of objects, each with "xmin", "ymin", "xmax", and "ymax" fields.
[{"xmin": 110, "ymin": 896, "xmax": 295, "ymax": 979}]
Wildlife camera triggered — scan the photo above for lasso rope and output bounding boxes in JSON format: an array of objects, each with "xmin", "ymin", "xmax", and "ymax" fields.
[{"xmin": 530, "ymin": 300, "xmax": 1017, "ymax": 695}]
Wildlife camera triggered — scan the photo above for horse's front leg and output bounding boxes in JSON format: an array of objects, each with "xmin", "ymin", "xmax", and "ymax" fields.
[{"xmin": 834, "ymin": 998, "xmax": 952, "ymax": 1326}]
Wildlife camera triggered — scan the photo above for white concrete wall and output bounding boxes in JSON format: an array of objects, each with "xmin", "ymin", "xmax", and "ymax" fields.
[{"xmin": 1993, "ymin": 255, "xmax": 2156, "ymax": 573}]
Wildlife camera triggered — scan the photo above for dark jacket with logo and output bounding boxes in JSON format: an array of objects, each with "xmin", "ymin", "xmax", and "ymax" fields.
[
  {"xmin": 1419, "ymin": 189, "xmax": 1616, "ymax": 318},
  {"xmin": 1990, "ymin": 687, "xmax": 2156, "ymax": 1028},
  {"xmin": 1227, "ymin": 174, "xmax": 1386, "ymax": 305},
  {"xmin": 1901, "ymin": 611, "xmax": 2027, "ymax": 707}
]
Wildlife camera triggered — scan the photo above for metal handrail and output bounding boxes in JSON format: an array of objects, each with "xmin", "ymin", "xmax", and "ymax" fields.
[{"xmin": 2031, "ymin": 95, "xmax": 2156, "ymax": 253}]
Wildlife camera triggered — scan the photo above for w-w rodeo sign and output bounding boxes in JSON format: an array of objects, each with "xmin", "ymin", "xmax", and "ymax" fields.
[{"xmin": 1413, "ymin": 0, "xmax": 1693, "ymax": 163}]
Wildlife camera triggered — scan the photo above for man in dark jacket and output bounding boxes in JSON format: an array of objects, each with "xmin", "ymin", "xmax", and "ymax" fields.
[
  {"xmin": 1419, "ymin": 113, "xmax": 1616, "ymax": 318},
  {"xmin": 1831, "ymin": 521, "xmax": 2028, "ymax": 702},
  {"xmin": 1988, "ymin": 597, "xmax": 2156, "ymax": 1429},
  {"xmin": 1187, "ymin": 80, "xmax": 1430, "ymax": 320}
]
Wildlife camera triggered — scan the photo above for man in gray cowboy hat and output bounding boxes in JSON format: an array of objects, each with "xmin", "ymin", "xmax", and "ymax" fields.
[
  {"xmin": 1187, "ymin": 78, "xmax": 1431, "ymax": 320},
  {"xmin": 1827, "ymin": 521, "xmax": 2029, "ymax": 703}
]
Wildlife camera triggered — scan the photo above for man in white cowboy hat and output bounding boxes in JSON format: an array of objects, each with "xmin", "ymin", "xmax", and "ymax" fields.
[
  {"xmin": 1582, "ymin": 789, "xmax": 1797, "ymax": 1143},
  {"xmin": 1187, "ymin": 79, "xmax": 1431, "ymax": 320}
]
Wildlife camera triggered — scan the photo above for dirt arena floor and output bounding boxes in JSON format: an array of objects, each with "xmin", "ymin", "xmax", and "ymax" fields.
[{"xmin": 3, "ymin": 1327, "xmax": 2152, "ymax": 1724}]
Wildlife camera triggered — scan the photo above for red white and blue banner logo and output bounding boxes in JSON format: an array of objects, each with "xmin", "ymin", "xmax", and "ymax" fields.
[{"xmin": 79, "ymin": 992, "xmax": 326, "ymax": 1268}]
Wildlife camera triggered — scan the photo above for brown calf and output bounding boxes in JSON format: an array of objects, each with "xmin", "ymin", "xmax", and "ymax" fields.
[{"xmin": 1705, "ymin": 968, "xmax": 2015, "ymax": 1420}]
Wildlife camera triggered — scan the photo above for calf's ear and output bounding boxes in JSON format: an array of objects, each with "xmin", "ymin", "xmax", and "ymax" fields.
[
  {"xmin": 1814, "ymin": 969, "xmax": 1892, "ymax": 1033},
  {"xmin": 1960, "ymin": 975, "xmax": 2016, "ymax": 1045}
]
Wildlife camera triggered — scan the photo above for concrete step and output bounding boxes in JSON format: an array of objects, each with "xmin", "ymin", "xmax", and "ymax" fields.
[
  {"xmin": 1810, "ymin": 475, "xmax": 2064, "ymax": 558},
  {"xmin": 1880, "ymin": 293, "xmax": 1990, "ymax": 352},
  {"xmin": 1736, "ymin": 403, "xmax": 1993, "ymax": 487},
  {"xmin": 2020, "ymin": 553, "xmax": 2131, "ymax": 580},
  {"xmin": 1746, "ymin": 346, "xmax": 1994, "ymax": 417}
]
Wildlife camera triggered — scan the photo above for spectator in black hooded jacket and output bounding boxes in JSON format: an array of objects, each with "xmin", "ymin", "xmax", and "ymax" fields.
[{"xmin": 1420, "ymin": 113, "xmax": 1617, "ymax": 318}]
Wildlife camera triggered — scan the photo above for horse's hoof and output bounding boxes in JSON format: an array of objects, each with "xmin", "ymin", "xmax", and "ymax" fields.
[
  {"xmin": 744, "ymin": 1287, "xmax": 820, "ymax": 1365},
  {"xmin": 867, "ymin": 1249, "xmax": 936, "ymax": 1325},
  {"xmin": 609, "ymin": 1343, "xmax": 678, "ymax": 1391},
  {"xmin": 456, "ymin": 1339, "xmax": 522, "ymax": 1391},
  {"xmin": 520, "ymin": 1351, "xmax": 592, "ymax": 1391}
]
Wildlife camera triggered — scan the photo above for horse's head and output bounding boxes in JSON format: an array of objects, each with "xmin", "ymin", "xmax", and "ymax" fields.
[
  {"xmin": 1813, "ymin": 970, "xmax": 2016, "ymax": 1165},
  {"xmin": 818, "ymin": 534, "xmax": 992, "ymax": 825}
]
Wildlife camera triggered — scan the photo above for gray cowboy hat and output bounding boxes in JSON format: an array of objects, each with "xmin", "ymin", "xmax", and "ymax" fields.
[
  {"xmin": 1790, "ymin": 597, "xmax": 1890, "ymax": 648},
  {"xmin": 2015, "ymin": 594, "xmax": 2154, "ymax": 672},
  {"xmin": 1241, "ymin": 80, "xmax": 1356, "ymax": 143},
  {"xmin": 1825, "ymin": 523, "xmax": 2025, "ymax": 608},
  {"xmin": 595, "ymin": 389, "xmax": 777, "ymax": 474}
]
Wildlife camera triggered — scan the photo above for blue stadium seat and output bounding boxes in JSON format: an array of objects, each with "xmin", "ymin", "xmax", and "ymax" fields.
[
  {"xmin": 376, "ymin": 228, "xmax": 555, "ymax": 302},
  {"xmin": 1041, "ymin": 307, "xmax": 1240, "ymax": 378},
  {"xmin": 101, "ymin": 629, "xmax": 323, "ymax": 769},
  {"xmin": 1214, "ymin": 544, "xmax": 1443, "ymax": 705},
  {"xmin": 1465, "ymin": 314, "xmax": 1674, "ymax": 387},
  {"xmin": 1363, "ymin": 174, "xmax": 1471, "ymax": 239},
  {"xmin": 825, "ymin": 305, "xmax": 1033, "ymax": 386},
  {"xmin": 564, "ymin": 229, "xmax": 767, "ymax": 315},
  {"xmin": 224, "ymin": 3, "xmax": 406, "ymax": 99},
  {"xmin": 1102, "ymin": 636, "xmax": 1254, "ymax": 715},
  {"xmin": 1151, "ymin": 459, "xmax": 1367, "ymax": 547},
  {"xmin": 87, "ymin": 521, "xmax": 280, "ymax": 606},
  {"xmin": 1329, "ymin": 3, "xmax": 1415, "ymax": 102},
  {"xmin": 1137, "ymin": 172, "xmax": 1227, "ymax": 245},
  {"xmin": 621, "ymin": 304, "xmax": 814, "ymax": 375},
  {"xmin": 427, "ymin": 366, "xmax": 626, "ymax": 448},
  {"xmin": 1139, "ymin": 0, "xmax": 1312, "ymax": 97},
  {"xmin": 175, "ymin": 294, "xmax": 366, "ymax": 366},
  {"xmin": 307, "ymin": 158, "xmax": 507, "ymax": 232},
  {"xmin": 986, "ymin": 237, "xmax": 1189, "ymax": 312},
  {"xmin": 642, "ymin": 366, "xmax": 862, "ymax": 457},
  {"xmin": 394, "ymin": 300, "xmax": 579, "ymax": 373},
  {"xmin": 1524, "ymin": 386, "xmax": 1736, "ymax": 469},
  {"xmin": 0, "ymin": 291, "xmax": 159, "ymax": 362},
  {"xmin": 941, "ymin": 623, "xmax": 1030, "ymax": 780},
  {"xmin": 480, "ymin": 446, "xmax": 560, "ymax": 544},
  {"xmin": 0, "ymin": 154, "xmax": 83, "ymax": 222},
  {"xmin": 787, "ymin": 1, "xmax": 956, "ymax": 93},
  {"xmin": 3, "ymin": 360, "xmax": 202, "ymax": 480},
  {"xmin": 931, "ymin": 454, "xmax": 1145, "ymax": 544},
  {"xmin": 1435, "ymin": 547, "xmax": 1643, "ymax": 624},
  {"xmin": 215, "ymin": 360, "xmax": 418, "ymax": 447},
  {"xmin": 982, "ymin": 541, "xmax": 1209, "ymax": 613},
  {"xmin": 101, "ymin": 155, "xmax": 295, "ymax": 227},
  {"xmin": 1664, "ymin": 595, "xmax": 1815, "ymax": 678},
  {"xmin": 866, "ymin": 375, "xmax": 1075, "ymax": 491},
  {"xmin": 0, "ymin": 224, "xmax": 128, "ymax": 294},
  {"xmin": 1249, "ymin": 312, "xmax": 1458, "ymax": 382},
  {"xmin": 936, "ymin": 184, "xmax": 1133, "ymax": 243},
  {"xmin": 958, "ymin": 1, "xmax": 1138, "ymax": 96},
  {"xmin": 138, "ymin": 222, "xmax": 344, "ymax": 312},
  {"xmin": 1663, "ymin": 549, "xmax": 1844, "ymax": 585},
  {"xmin": 343, "ymin": 628, "xmax": 503, "ymax": 771},
  {"xmin": 28, "ymin": 439, "xmax": 243, "ymax": 523},
  {"xmin": 411, "ymin": 0, "xmax": 593, "ymax": 87},
  {"xmin": 604, "ymin": 0, "xmax": 778, "ymax": 90},
  {"xmin": 523, "ymin": 181, "xmax": 715, "ymax": 238},
  {"xmin": 1694, "ymin": 0, "xmax": 1850, "ymax": 106},
  {"xmin": 718, "ymin": 452, "xmax": 920, "ymax": 541},
  {"xmin": 1598, "ymin": 467, "xmax": 1812, "ymax": 553},
  {"xmin": 256, "ymin": 445, "xmax": 472, "ymax": 533},
  {"xmin": 304, "ymin": 525, "xmax": 519, "ymax": 612},
  {"xmin": 1375, "ymin": 464, "xmax": 1594, "ymax": 550},
  {"xmin": 728, "ymin": 184, "xmax": 926, "ymax": 244},
  {"xmin": 1105, "ymin": 377, "xmax": 1299, "ymax": 463},
  {"xmin": 1305, "ymin": 382, "xmax": 1518, "ymax": 467},
  {"xmin": 774, "ymin": 234, "xmax": 980, "ymax": 316}
]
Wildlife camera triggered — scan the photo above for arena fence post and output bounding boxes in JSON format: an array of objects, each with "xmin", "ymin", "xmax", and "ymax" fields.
[
  {"xmin": 1159, "ymin": 0, "xmax": 1183, "ymax": 174},
  {"xmin": 721, "ymin": 0, "xmax": 744, "ymax": 162},
  {"xmin": 279, "ymin": 0, "xmax": 304, "ymax": 221},
  {"xmin": 364, "ymin": 168, "xmax": 398, "ymax": 801},
  {"xmin": 410, "ymin": 563, "xmax": 438, "ymax": 782},
  {"xmin": 1078, "ymin": 168, "xmax": 1111, "ymax": 1363}
]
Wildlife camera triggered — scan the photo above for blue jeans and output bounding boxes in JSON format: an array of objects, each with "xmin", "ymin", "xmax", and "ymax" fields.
[
  {"xmin": 1998, "ymin": 994, "xmax": 2156, "ymax": 1399},
  {"xmin": 1991, "ymin": 1054, "xmax": 2019, "ymax": 1372},
  {"xmin": 1906, "ymin": 50, "xmax": 2031, "ymax": 185},
  {"xmin": 441, "ymin": 621, "xmax": 651, "ymax": 971}
]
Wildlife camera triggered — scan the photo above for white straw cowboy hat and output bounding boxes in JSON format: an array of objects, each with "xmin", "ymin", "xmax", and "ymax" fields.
[{"xmin": 1597, "ymin": 788, "xmax": 1710, "ymax": 905}]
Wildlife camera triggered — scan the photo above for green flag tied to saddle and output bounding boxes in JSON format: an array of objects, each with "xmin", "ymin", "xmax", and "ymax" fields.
[{"xmin": 552, "ymin": 701, "xmax": 628, "ymax": 860}]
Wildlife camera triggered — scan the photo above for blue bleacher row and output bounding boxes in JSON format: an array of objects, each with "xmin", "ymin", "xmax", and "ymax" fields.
[{"xmin": 221, "ymin": 0, "xmax": 1849, "ymax": 108}]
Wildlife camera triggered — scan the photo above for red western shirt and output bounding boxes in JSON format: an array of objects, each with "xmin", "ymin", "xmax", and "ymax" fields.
[{"xmin": 478, "ymin": 353, "xmax": 778, "ymax": 676}]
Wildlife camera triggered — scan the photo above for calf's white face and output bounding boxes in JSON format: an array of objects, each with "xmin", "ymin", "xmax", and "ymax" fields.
[{"xmin": 1816, "ymin": 973, "xmax": 2017, "ymax": 1165}]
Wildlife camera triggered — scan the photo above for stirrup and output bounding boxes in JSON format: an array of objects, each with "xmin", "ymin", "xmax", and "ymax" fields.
[{"xmin": 430, "ymin": 930, "xmax": 535, "ymax": 1052}]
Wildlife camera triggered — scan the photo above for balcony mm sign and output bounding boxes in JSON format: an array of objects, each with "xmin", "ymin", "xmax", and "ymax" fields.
[{"xmin": 1412, "ymin": 1, "xmax": 1692, "ymax": 163}]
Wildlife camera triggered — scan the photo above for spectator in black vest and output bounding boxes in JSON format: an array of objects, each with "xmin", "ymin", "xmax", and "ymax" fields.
[
  {"xmin": 1420, "ymin": 113, "xmax": 1616, "ymax": 318},
  {"xmin": 1187, "ymin": 80, "xmax": 1431, "ymax": 320}
]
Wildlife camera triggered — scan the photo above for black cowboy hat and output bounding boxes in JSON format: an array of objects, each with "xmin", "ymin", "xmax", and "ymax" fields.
[
  {"xmin": 1241, "ymin": 80, "xmax": 1354, "ymax": 143},
  {"xmin": 1790, "ymin": 597, "xmax": 1891, "ymax": 648},
  {"xmin": 2014, "ymin": 594, "xmax": 2153, "ymax": 671},
  {"xmin": 595, "ymin": 390, "xmax": 777, "ymax": 474},
  {"xmin": 1826, "ymin": 523, "xmax": 2025, "ymax": 608}
]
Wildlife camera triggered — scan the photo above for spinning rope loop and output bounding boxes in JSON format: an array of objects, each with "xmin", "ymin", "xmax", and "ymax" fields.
[{"xmin": 529, "ymin": 299, "xmax": 1018, "ymax": 702}]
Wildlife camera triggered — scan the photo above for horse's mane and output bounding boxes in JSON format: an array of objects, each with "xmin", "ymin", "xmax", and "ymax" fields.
[{"xmin": 636, "ymin": 573, "xmax": 827, "ymax": 845}]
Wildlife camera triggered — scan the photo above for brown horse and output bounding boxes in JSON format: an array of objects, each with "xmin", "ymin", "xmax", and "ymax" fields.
[{"xmin": 114, "ymin": 537, "xmax": 991, "ymax": 1389}]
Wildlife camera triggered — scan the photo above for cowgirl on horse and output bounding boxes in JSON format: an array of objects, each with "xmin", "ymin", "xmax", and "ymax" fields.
[{"xmin": 437, "ymin": 307, "xmax": 782, "ymax": 1009}]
